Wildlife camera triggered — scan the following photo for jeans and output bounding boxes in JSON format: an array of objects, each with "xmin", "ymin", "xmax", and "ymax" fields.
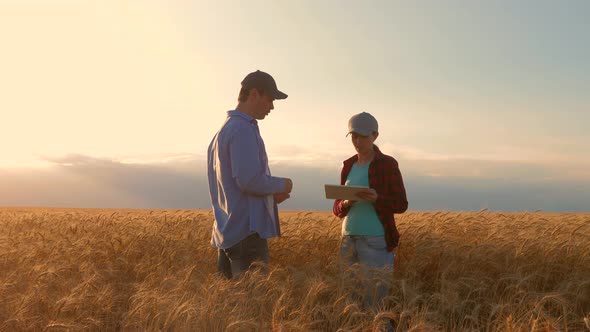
[
  {"xmin": 218, "ymin": 233, "xmax": 269, "ymax": 279},
  {"xmin": 340, "ymin": 235, "xmax": 394, "ymax": 309}
]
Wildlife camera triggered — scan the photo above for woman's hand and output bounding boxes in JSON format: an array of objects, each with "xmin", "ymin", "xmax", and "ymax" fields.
[
  {"xmin": 355, "ymin": 188, "xmax": 378, "ymax": 203},
  {"xmin": 342, "ymin": 199, "xmax": 356, "ymax": 209}
]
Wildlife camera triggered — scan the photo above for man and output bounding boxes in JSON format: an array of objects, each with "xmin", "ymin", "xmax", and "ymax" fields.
[{"xmin": 207, "ymin": 70, "xmax": 293, "ymax": 279}]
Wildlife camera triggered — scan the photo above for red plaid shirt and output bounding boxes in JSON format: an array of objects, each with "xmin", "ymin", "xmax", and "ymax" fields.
[{"xmin": 332, "ymin": 145, "xmax": 408, "ymax": 251}]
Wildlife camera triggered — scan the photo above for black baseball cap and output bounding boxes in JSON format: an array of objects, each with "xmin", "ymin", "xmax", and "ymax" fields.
[{"xmin": 241, "ymin": 70, "xmax": 288, "ymax": 100}]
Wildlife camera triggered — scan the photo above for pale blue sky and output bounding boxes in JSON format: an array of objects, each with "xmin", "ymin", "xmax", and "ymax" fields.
[
  {"xmin": 1, "ymin": 1, "xmax": 588, "ymax": 211},
  {"xmin": 172, "ymin": 0, "xmax": 590, "ymax": 171}
]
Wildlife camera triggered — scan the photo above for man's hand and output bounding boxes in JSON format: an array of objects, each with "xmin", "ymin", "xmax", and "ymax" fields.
[
  {"xmin": 355, "ymin": 188, "xmax": 378, "ymax": 203},
  {"xmin": 283, "ymin": 178, "xmax": 293, "ymax": 193},
  {"xmin": 274, "ymin": 192, "xmax": 290, "ymax": 204}
]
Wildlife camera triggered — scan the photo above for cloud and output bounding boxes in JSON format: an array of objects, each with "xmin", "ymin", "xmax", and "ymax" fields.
[
  {"xmin": 405, "ymin": 176, "xmax": 590, "ymax": 212},
  {"xmin": 268, "ymin": 144, "xmax": 350, "ymax": 169},
  {"xmin": 1, "ymin": 154, "xmax": 208, "ymax": 209},
  {"xmin": 270, "ymin": 143, "xmax": 590, "ymax": 181},
  {"xmin": 1, "ymin": 153, "xmax": 589, "ymax": 212}
]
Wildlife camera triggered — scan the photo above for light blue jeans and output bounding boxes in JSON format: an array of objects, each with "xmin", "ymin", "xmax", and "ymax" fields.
[{"xmin": 340, "ymin": 235, "xmax": 394, "ymax": 309}]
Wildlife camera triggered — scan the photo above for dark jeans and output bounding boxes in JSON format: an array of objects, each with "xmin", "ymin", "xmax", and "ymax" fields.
[{"xmin": 217, "ymin": 233, "xmax": 269, "ymax": 279}]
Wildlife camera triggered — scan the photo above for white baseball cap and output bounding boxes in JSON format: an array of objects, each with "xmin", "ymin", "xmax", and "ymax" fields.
[{"xmin": 347, "ymin": 112, "xmax": 378, "ymax": 136}]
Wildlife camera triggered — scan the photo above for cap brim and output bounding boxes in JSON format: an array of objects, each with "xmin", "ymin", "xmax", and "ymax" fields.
[
  {"xmin": 346, "ymin": 128, "xmax": 372, "ymax": 136},
  {"xmin": 273, "ymin": 90, "xmax": 288, "ymax": 100}
]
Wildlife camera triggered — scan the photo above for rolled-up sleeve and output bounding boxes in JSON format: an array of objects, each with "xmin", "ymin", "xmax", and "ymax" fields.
[{"xmin": 229, "ymin": 124, "xmax": 285, "ymax": 195}]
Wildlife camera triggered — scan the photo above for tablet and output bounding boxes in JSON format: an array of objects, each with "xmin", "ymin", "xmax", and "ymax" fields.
[{"xmin": 324, "ymin": 184, "xmax": 369, "ymax": 200}]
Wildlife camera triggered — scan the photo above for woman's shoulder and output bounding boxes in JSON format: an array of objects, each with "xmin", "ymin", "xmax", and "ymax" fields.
[{"xmin": 376, "ymin": 153, "xmax": 399, "ymax": 167}]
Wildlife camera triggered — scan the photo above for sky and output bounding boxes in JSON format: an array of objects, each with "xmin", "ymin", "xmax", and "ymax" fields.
[{"xmin": 1, "ymin": 0, "xmax": 589, "ymax": 212}]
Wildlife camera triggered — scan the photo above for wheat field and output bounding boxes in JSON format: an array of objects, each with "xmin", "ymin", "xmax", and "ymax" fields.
[{"xmin": 0, "ymin": 208, "xmax": 588, "ymax": 331}]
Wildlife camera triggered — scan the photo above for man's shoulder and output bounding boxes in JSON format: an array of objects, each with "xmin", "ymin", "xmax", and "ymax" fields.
[{"xmin": 219, "ymin": 115, "xmax": 255, "ymax": 137}]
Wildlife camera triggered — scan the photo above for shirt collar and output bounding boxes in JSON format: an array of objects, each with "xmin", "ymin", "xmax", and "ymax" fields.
[
  {"xmin": 344, "ymin": 145, "xmax": 385, "ymax": 166},
  {"xmin": 373, "ymin": 145, "xmax": 385, "ymax": 160},
  {"xmin": 227, "ymin": 110, "xmax": 257, "ymax": 125}
]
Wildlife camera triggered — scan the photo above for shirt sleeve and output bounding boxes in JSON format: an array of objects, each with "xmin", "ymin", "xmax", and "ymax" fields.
[
  {"xmin": 332, "ymin": 163, "xmax": 351, "ymax": 218},
  {"xmin": 229, "ymin": 124, "xmax": 286, "ymax": 195},
  {"xmin": 333, "ymin": 199, "xmax": 350, "ymax": 218}
]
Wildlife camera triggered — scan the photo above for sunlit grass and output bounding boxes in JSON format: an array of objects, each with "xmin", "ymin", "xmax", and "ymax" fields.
[{"xmin": 0, "ymin": 208, "xmax": 588, "ymax": 331}]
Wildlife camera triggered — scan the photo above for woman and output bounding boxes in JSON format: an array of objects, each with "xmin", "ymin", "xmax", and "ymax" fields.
[{"xmin": 332, "ymin": 112, "xmax": 408, "ymax": 309}]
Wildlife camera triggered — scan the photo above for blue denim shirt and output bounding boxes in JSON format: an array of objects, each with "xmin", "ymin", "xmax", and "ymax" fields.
[{"xmin": 207, "ymin": 110, "xmax": 286, "ymax": 249}]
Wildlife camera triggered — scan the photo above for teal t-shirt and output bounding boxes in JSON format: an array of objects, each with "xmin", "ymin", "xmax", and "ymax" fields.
[{"xmin": 342, "ymin": 163, "xmax": 384, "ymax": 236}]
